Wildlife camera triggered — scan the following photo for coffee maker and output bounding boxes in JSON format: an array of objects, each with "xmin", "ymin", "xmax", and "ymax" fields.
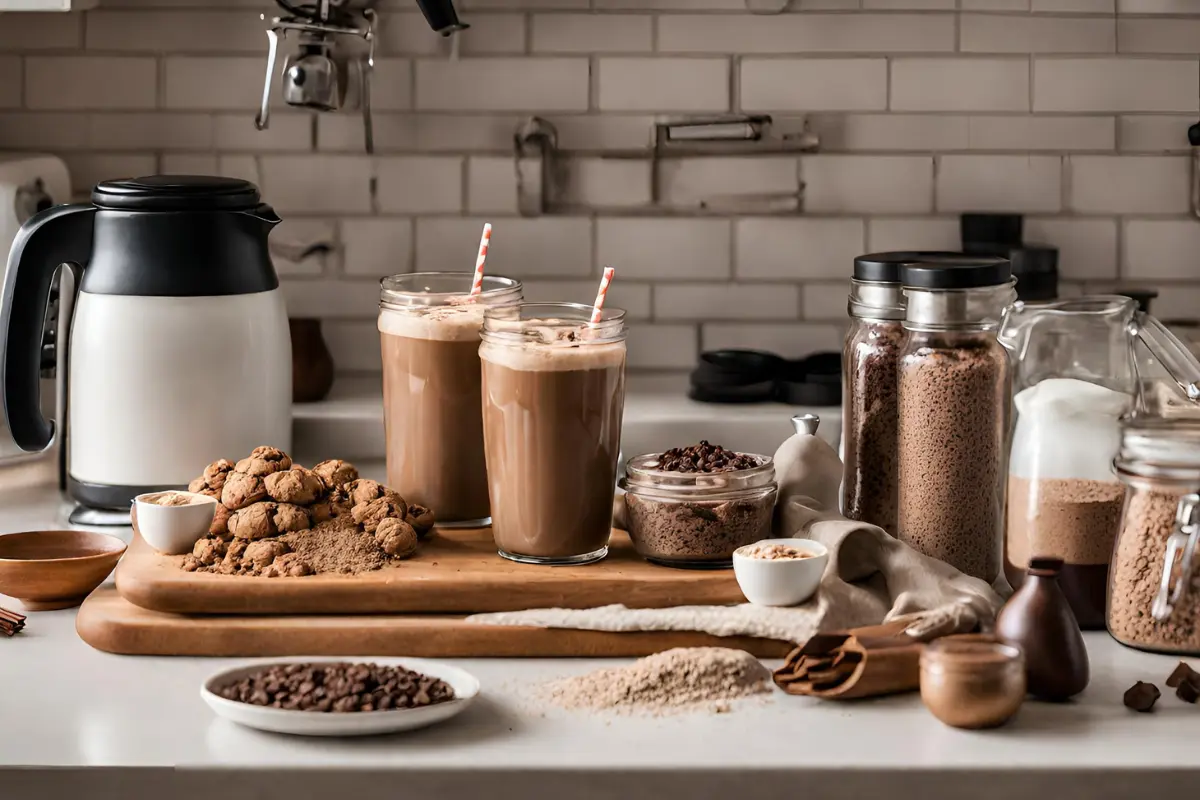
[
  {"xmin": 1, "ymin": 176, "xmax": 292, "ymax": 518},
  {"xmin": 255, "ymin": 0, "xmax": 467, "ymax": 153}
]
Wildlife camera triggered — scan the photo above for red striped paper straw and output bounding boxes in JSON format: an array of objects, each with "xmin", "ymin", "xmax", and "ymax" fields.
[
  {"xmin": 469, "ymin": 222, "xmax": 492, "ymax": 296},
  {"xmin": 590, "ymin": 266, "xmax": 616, "ymax": 324}
]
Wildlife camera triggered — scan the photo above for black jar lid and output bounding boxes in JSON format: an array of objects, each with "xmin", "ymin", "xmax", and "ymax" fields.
[
  {"xmin": 900, "ymin": 255, "xmax": 1012, "ymax": 289},
  {"xmin": 92, "ymin": 175, "xmax": 262, "ymax": 212},
  {"xmin": 854, "ymin": 251, "xmax": 985, "ymax": 284}
]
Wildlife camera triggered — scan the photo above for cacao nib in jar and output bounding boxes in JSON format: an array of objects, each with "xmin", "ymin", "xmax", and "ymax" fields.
[
  {"xmin": 620, "ymin": 443, "xmax": 777, "ymax": 569},
  {"xmin": 842, "ymin": 253, "xmax": 915, "ymax": 535},
  {"xmin": 1109, "ymin": 419, "xmax": 1200, "ymax": 655},
  {"xmin": 895, "ymin": 256, "xmax": 1015, "ymax": 584}
]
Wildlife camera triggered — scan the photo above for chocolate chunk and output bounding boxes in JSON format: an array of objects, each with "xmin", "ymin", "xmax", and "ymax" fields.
[
  {"xmin": 1176, "ymin": 680, "xmax": 1200, "ymax": 704},
  {"xmin": 1123, "ymin": 681, "xmax": 1161, "ymax": 712},
  {"xmin": 1166, "ymin": 661, "xmax": 1200, "ymax": 689}
]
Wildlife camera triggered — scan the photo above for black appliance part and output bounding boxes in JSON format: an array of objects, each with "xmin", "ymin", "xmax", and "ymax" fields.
[{"xmin": 961, "ymin": 213, "xmax": 1023, "ymax": 250}]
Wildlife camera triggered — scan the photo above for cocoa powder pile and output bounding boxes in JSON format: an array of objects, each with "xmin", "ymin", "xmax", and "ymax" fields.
[
  {"xmin": 1108, "ymin": 487, "xmax": 1200, "ymax": 652},
  {"xmin": 178, "ymin": 448, "xmax": 434, "ymax": 578},
  {"xmin": 542, "ymin": 647, "xmax": 772, "ymax": 716}
]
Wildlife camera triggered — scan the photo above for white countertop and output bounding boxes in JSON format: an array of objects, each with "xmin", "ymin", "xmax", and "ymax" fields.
[{"xmin": 2, "ymin": 483, "xmax": 1199, "ymax": 799}]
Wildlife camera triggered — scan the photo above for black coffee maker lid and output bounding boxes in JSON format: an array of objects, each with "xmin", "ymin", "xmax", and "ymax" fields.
[{"xmin": 92, "ymin": 175, "xmax": 262, "ymax": 212}]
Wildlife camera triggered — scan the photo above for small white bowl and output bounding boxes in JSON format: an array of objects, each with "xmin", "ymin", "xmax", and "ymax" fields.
[
  {"xmin": 201, "ymin": 657, "xmax": 481, "ymax": 737},
  {"xmin": 134, "ymin": 491, "xmax": 219, "ymax": 555},
  {"xmin": 733, "ymin": 538, "xmax": 829, "ymax": 607}
]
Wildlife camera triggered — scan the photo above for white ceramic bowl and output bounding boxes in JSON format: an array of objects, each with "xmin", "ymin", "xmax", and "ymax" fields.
[
  {"xmin": 732, "ymin": 538, "xmax": 829, "ymax": 607},
  {"xmin": 201, "ymin": 657, "xmax": 481, "ymax": 737},
  {"xmin": 133, "ymin": 491, "xmax": 218, "ymax": 555}
]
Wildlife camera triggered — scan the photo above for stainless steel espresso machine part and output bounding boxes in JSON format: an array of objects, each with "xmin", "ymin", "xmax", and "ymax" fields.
[{"xmin": 254, "ymin": 0, "xmax": 467, "ymax": 154}]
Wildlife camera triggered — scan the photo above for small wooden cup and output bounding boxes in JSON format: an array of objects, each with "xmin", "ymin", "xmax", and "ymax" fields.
[{"xmin": 0, "ymin": 530, "xmax": 127, "ymax": 611}]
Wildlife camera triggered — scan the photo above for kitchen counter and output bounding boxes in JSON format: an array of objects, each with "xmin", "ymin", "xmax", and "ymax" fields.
[
  {"xmin": 294, "ymin": 374, "xmax": 841, "ymax": 461},
  {"xmin": 2, "ymin": 486, "xmax": 1199, "ymax": 799}
]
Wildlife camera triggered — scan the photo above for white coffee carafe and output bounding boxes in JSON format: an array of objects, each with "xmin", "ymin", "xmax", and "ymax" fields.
[{"xmin": 0, "ymin": 176, "xmax": 292, "ymax": 511}]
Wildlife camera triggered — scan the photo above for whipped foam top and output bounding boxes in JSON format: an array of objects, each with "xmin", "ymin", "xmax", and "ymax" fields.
[
  {"xmin": 480, "ymin": 333, "xmax": 626, "ymax": 372},
  {"xmin": 378, "ymin": 303, "xmax": 488, "ymax": 343}
]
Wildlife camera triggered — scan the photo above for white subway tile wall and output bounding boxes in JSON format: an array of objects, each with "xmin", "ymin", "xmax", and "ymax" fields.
[{"xmin": 2, "ymin": 1, "xmax": 1198, "ymax": 373}]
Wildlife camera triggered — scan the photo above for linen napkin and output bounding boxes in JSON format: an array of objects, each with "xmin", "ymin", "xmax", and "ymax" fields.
[{"xmin": 466, "ymin": 421, "xmax": 1004, "ymax": 645}]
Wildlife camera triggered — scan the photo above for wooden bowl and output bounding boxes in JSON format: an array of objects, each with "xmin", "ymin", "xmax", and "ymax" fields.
[{"xmin": 0, "ymin": 530, "xmax": 128, "ymax": 611}]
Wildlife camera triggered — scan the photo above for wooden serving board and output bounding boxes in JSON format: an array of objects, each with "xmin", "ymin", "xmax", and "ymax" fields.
[
  {"xmin": 116, "ymin": 525, "xmax": 745, "ymax": 616},
  {"xmin": 77, "ymin": 588, "xmax": 792, "ymax": 658}
]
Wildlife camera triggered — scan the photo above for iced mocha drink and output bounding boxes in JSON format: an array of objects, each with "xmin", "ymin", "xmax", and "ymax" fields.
[
  {"xmin": 378, "ymin": 273, "xmax": 521, "ymax": 525},
  {"xmin": 479, "ymin": 303, "xmax": 627, "ymax": 564}
]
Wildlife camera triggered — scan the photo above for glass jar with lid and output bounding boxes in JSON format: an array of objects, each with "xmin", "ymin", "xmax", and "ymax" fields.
[
  {"xmin": 999, "ymin": 296, "xmax": 1200, "ymax": 629},
  {"xmin": 842, "ymin": 252, "xmax": 911, "ymax": 535},
  {"xmin": 896, "ymin": 255, "xmax": 1016, "ymax": 583},
  {"xmin": 1109, "ymin": 418, "xmax": 1200, "ymax": 654},
  {"xmin": 620, "ymin": 451, "xmax": 776, "ymax": 569}
]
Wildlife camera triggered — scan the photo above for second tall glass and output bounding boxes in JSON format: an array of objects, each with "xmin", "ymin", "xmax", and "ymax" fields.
[
  {"xmin": 480, "ymin": 303, "xmax": 627, "ymax": 564},
  {"xmin": 378, "ymin": 273, "xmax": 522, "ymax": 526}
]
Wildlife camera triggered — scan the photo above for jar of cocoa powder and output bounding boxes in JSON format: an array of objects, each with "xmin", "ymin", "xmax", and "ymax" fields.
[
  {"xmin": 1110, "ymin": 418, "xmax": 1200, "ymax": 655},
  {"xmin": 842, "ymin": 253, "xmax": 909, "ymax": 535},
  {"xmin": 896, "ymin": 256, "xmax": 1016, "ymax": 584},
  {"xmin": 620, "ymin": 450, "xmax": 776, "ymax": 569}
]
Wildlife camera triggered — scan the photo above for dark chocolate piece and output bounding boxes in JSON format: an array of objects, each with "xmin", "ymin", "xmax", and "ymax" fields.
[
  {"xmin": 1123, "ymin": 681, "xmax": 1161, "ymax": 712},
  {"xmin": 1176, "ymin": 680, "xmax": 1200, "ymax": 705},
  {"xmin": 1165, "ymin": 661, "xmax": 1200, "ymax": 689}
]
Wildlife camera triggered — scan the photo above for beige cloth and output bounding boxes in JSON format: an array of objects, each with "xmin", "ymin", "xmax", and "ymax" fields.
[{"xmin": 467, "ymin": 427, "xmax": 1004, "ymax": 645}]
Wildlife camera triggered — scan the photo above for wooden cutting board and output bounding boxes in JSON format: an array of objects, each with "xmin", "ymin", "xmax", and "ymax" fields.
[
  {"xmin": 116, "ymin": 525, "xmax": 745, "ymax": 616},
  {"xmin": 77, "ymin": 588, "xmax": 792, "ymax": 658}
]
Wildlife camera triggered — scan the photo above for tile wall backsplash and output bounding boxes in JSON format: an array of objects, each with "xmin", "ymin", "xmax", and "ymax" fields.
[{"xmin": 2, "ymin": 0, "xmax": 1200, "ymax": 373}]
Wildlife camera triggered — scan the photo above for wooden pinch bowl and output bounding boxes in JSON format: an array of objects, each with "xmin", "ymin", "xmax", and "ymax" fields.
[{"xmin": 0, "ymin": 530, "xmax": 128, "ymax": 611}]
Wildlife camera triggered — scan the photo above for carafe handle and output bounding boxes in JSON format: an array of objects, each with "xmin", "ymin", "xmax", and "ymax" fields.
[
  {"xmin": 1152, "ymin": 493, "xmax": 1200, "ymax": 622},
  {"xmin": 0, "ymin": 203, "xmax": 94, "ymax": 452},
  {"xmin": 1136, "ymin": 311, "xmax": 1200, "ymax": 401}
]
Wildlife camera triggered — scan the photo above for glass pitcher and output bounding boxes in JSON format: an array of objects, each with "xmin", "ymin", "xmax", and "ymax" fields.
[{"xmin": 998, "ymin": 296, "xmax": 1200, "ymax": 628}]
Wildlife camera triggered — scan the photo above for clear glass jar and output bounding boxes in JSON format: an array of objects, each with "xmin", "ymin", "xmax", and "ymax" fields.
[
  {"xmin": 620, "ymin": 453, "xmax": 776, "ymax": 568},
  {"xmin": 896, "ymin": 256, "xmax": 1015, "ymax": 583},
  {"xmin": 480, "ymin": 302, "xmax": 626, "ymax": 565},
  {"xmin": 1109, "ymin": 418, "xmax": 1200, "ymax": 655},
  {"xmin": 842, "ymin": 253, "xmax": 910, "ymax": 535},
  {"xmin": 999, "ymin": 297, "xmax": 1200, "ymax": 628},
  {"xmin": 378, "ymin": 273, "xmax": 522, "ymax": 526}
]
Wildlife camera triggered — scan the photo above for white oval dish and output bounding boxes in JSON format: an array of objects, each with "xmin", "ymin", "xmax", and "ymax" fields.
[
  {"xmin": 733, "ymin": 538, "xmax": 829, "ymax": 607},
  {"xmin": 200, "ymin": 657, "xmax": 481, "ymax": 737},
  {"xmin": 134, "ymin": 491, "xmax": 219, "ymax": 555}
]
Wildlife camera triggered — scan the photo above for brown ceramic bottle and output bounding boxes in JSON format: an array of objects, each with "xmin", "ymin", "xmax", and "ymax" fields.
[{"xmin": 995, "ymin": 556, "xmax": 1090, "ymax": 701}]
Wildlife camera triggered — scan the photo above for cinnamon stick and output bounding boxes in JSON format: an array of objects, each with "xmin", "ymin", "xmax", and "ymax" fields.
[
  {"xmin": 0, "ymin": 605, "xmax": 27, "ymax": 636},
  {"xmin": 0, "ymin": 607, "xmax": 25, "ymax": 624}
]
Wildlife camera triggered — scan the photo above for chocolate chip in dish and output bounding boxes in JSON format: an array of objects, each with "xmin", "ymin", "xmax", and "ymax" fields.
[{"xmin": 215, "ymin": 661, "xmax": 455, "ymax": 713}]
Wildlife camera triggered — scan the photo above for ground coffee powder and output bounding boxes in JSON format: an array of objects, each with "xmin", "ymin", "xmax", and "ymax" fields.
[
  {"xmin": 542, "ymin": 647, "xmax": 771, "ymax": 715},
  {"xmin": 1108, "ymin": 487, "xmax": 1200, "ymax": 653},
  {"xmin": 843, "ymin": 321, "xmax": 904, "ymax": 534},
  {"xmin": 897, "ymin": 335, "xmax": 1009, "ymax": 582},
  {"xmin": 1007, "ymin": 476, "xmax": 1125, "ymax": 629},
  {"xmin": 624, "ymin": 494, "xmax": 773, "ymax": 567},
  {"xmin": 1007, "ymin": 477, "xmax": 1125, "ymax": 566}
]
